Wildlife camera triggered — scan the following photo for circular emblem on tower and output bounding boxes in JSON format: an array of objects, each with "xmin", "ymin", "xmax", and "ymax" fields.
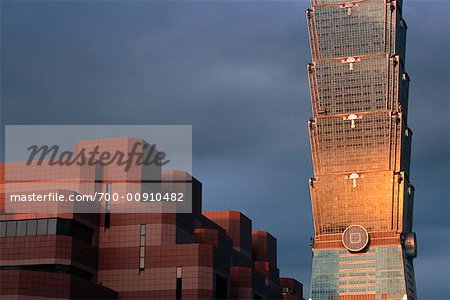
[{"xmin": 342, "ymin": 225, "xmax": 370, "ymax": 252}]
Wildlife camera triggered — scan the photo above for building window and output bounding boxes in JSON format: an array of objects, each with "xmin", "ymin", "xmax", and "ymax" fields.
[
  {"xmin": 215, "ymin": 273, "xmax": 228, "ymax": 299},
  {"xmin": 72, "ymin": 220, "xmax": 94, "ymax": 245},
  {"xmin": 47, "ymin": 219, "xmax": 57, "ymax": 235},
  {"xmin": 56, "ymin": 218, "xmax": 71, "ymax": 235},
  {"xmin": 16, "ymin": 220, "xmax": 27, "ymax": 237},
  {"xmin": 27, "ymin": 220, "xmax": 37, "ymax": 236},
  {"xmin": 105, "ymin": 183, "xmax": 112, "ymax": 211},
  {"xmin": 6, "ymin": 221, "xmax": 16, "ymax": 237},
  {"xmin": 105, "ymin": 183, "xmax": 112, "ymax": 229},
  {"xmin": 37, "ymin": 219, "xmax": 48, "ymax": 235},
  {"xmin": 139, "ymin": 224, "xmax": 146, "ymax": 271},
  {"xmin": 0, "ymin": 218, "xmax": 93, "ymax": 243},
  {"xmin": 176, "ymin": 267, "xmax": 183, "ymax": 300},
  {"xmin": 0, "ymin": 264, "xmax": 92, "ymax": 281},
  {"xmin": 0, "ymin": 222, "xmax": 6, "ymax": 237}
]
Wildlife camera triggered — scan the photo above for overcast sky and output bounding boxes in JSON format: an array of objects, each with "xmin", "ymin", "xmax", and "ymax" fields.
[{"xmin": 1, "ymin": 0, "xmax": 449, "ymax": 297}]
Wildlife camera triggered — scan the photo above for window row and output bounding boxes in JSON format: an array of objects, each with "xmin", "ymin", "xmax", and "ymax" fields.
[{"xmin": 0, "ymin": 218, "xmax": 94, "ymax": 245}]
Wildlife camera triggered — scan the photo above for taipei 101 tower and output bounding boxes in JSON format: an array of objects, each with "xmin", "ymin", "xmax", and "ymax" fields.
[{"xmin": 305, "ymin": 0, "xmax": 417, "ymax": 298}]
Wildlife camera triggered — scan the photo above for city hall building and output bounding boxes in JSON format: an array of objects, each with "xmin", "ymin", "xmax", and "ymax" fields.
[{"xmin": 0, "ymin": 137, "xmax": 303, "ymax": 300}]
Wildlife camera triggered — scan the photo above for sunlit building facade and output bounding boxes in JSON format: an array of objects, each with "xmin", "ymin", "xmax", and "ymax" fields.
[
  {"xmin": 306, "ymin": 0, "xmax": 417, "ymax": 298},
  {"xmin": 0, "ymin": 138, "xmax": 304, "ymax": 299}
]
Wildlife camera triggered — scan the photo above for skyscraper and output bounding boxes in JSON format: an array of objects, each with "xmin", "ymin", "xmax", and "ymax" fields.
[{"xmin": 305, "ymin": 0, "xmax": 417, "ymax": 299}]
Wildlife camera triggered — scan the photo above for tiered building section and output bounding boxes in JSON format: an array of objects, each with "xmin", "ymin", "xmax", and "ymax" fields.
[{"xmin": 306, "ymin": 0, "xmax": 417, "ymax": 298}]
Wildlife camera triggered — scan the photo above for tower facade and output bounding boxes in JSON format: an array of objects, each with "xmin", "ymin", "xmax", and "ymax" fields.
[{"xmin": 305, "ymin": 0, "xmax": 417, "ymax": 299}]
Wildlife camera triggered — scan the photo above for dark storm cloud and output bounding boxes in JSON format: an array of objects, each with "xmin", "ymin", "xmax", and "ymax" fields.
[{"xmin": 1, "ymin": 1, "xmax": 449, "ymax": 297}]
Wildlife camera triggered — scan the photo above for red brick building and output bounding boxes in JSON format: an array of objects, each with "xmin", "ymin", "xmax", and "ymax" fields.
[{"xmin": 0, "ymin": 138, "xmax": 303, "ymax": 299}]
